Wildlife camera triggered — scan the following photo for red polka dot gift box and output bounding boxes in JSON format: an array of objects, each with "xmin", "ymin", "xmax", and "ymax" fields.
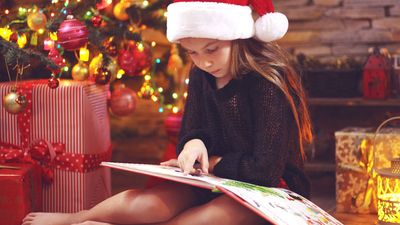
[{"xmin": 0, "ymin": 80, "xmax": 112, "ymax": 213}]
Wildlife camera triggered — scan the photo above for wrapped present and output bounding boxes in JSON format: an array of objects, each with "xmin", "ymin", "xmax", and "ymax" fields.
[
  {"xmin": 0, "ymin": 163, "xmax": 42, "ymax": 225},
  {"xmin": 335, "ymin": 127, "xmax": 377, "ymax": 214},
  {"xmin": 0, "ymin": 80, "xmax": 112, "ymax": 213}
]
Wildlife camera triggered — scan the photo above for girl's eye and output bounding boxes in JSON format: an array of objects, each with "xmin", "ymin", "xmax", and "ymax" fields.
[
  {"xmin": 206, "ymin": 47, "xmax": 218, "ymax": 54},
  {"xmin": 187, "ymin": 51, "xmax": 197, "ymax": 55}
]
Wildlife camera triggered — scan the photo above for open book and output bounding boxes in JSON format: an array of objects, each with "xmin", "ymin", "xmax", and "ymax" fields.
[{"xmin": 101, "ymin": 162, "xmax": 342, "ymax": 225}]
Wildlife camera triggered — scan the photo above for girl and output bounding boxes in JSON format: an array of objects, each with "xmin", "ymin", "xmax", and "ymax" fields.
[{"xmin": 23, "ymin": 0, "xmax": 312, "ymax": 224}]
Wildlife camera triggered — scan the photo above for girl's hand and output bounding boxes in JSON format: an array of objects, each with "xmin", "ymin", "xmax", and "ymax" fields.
[
  {"xmin": 161, "ymin": 155, "xmax": 222, "ymax": 175},
  {"xmin": 160, "ymin": 159, "xmax": 202, "ymax": 176},
  {"xmin": 178, "ymin": 139, "xmax": 209, "ymax": 175},
  {"xmin": 162, "ymin": 139, "xmax": 209, "ymax": 175}
]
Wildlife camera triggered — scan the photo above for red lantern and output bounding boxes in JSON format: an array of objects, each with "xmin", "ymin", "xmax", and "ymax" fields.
[
  {"xmin": 363, "ymin": 49, "xmax": 391, "ymax": 99},
  {"xmin": 58, "ymin": 15, "xmax": 89, "ymax": 51},
  {"xmin": 109, "ymin": 87, "xmax": 138, "ymax": 116},
  {"xmin": 117, "ymin": 42, "xmax": 152, "ymax": 76}
]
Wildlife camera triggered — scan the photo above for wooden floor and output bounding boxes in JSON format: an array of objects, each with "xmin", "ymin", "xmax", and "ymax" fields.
[{"xmin": 333, "ymin": 213, "xmax": 377, "ymax": 225}]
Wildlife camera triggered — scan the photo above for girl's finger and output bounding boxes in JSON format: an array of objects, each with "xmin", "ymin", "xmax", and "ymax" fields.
[{"xmin": 160, "ymin": 159, "xmax": 178, "ymax": 167}]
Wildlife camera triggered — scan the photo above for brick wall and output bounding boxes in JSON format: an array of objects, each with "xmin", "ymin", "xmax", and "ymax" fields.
[{"xmin": 276, "ymin": 0, "xmax": 400, "ymax": 63}]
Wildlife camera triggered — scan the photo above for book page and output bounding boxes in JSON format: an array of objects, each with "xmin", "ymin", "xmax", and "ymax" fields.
[
  {"xmin": 101, "ymin": 162, "xmax": 227, "ymax": 190},
  {"xmin": 102, "ymin": 162, "xmax": 342, "ymax": 225},
  {"xmin": 217, "ymin": 180, "xmax": 343, "ymax": 225}
]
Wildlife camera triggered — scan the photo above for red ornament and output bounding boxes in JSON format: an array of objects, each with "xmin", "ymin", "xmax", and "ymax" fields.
[
  {"xmin": 58, "ymin": 15, "xmax": 89, "ymax": 51},
  {"xmin": 164, "ymin": 112, "xmax": 183, "ymax": 138},
  {"xmin": 117, "ymin": 42, "xmax": 152, "ymax": 76},
  {"xmin": 94, "ymin": 67, "xmax": 111, "ymax": 85},
  {"xmin": 104, "ymin": 38, "xmax": 118, "ymax": 57},
  {"xmin": 96, "ymin": 0, "xmax": 113, "ymax": 10},
  {"xmin": 9, "ymin": 32, "xmax": 18, "ymax": 43},
  {"xmin": 109, "ymin": 87, "xmax": 138, "ymax": 116},
  {"xmin": 363, "ymin": 48, "xmax": 391, "ymax": 99},
  {"xmin": 47, "ymin": 48, "xmax": 66, "ymax": 74},
  {"xmin": 48, "ymin": 77, "xmax": 60, "ymax": 89},
  {"xmin": 91, "ymin": 15, "xmax": 103, "ymax": 27}
]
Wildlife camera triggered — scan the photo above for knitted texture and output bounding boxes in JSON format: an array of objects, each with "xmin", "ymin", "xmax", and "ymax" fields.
[{"xmin": 177, "ymin": 67, "xmax": 310, "ymax": 197}]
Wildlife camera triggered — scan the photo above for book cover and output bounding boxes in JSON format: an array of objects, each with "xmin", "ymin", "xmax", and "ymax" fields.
[{"xmin": 101, "ymin": 162, "xmax": 343, "ymax": 225}]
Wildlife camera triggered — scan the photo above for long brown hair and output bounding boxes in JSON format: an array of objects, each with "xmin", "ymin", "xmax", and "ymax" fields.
[{"xmin": 230, "ymin": 38, "xmax": 313, "ymax": 159}]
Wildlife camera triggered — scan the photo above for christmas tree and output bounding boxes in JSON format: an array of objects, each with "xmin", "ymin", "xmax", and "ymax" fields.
[{"xmin": 0, "ymin": 0, "xmax": 189, "ymax": 115}]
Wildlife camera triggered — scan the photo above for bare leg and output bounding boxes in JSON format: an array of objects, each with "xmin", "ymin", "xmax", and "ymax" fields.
[
  {"xmin": 159, "ymin": 195, "xmax": 266, "ymax": 225},
  {"xmin": 72, "ymin": 221, "xmax": 114, "ymax": 225},
  {"xmin": 22, "ymin": 182, "xmax": 199, "ymax": 225}
]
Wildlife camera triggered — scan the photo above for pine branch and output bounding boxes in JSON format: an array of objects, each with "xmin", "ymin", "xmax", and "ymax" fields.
[{"xmin": 0, "ymin": 36, "xmax": 59, "ymax": 70}]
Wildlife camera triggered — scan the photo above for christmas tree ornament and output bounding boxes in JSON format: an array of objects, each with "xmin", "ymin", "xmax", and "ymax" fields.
[
  {"xmin": 17, "ymin": 34, "xmax": 27, "ymax": 48},
  {"xmin": 9, "ymin": 32, "xmax": 18, "ymax": 43},
  {"xmin": 113, "ymin": 1, "xmax": 132, "ymax": 21},
  {"xmin": 91, "ymin": 15, "xmax": 103, "ymax": 27},
  {"xmin": 30, "ymin": 32, "xmax": 38, "ymax": 46},
  {"xmin": 89, "ymin": 54, "xmax": 104, "ymax": 77},
  {"xmin": 72, "ymin": 62, "xmax": 89, "ymax": 81},
  {"xmin": 27, "ymin": 11, "xmax": 47, "ymax": 31},
  {"xmin": 89, "ymin": 54, "xmax": 118, "ymax": 81},
  {"xmin": 0, "ymin": 27, "xmax": 12, "ymax": 41},
  {"xmin": 109, "ymin": 86, "xmax": 138, "ymax": 116},
  {"xmin": 138, "ymin": 81, "xmax": 154, "ymax": 99},
  {"xmin": 48, "ymin": 76, "xmax": 60, "ymax": 89},
  {"xmin": 94, "ymin": 67, "xmax": 111, "ymax": 85},
  {"xmin": 166, "ymin": 0, "xmax": 288, "ymax": 43},
  {"xmin": 2, "ymin": 91, "xmax": 27, "ymax": 114},
  {"xmin": 167, "ymin": 44, "xmax": 183, "ymax": 75},
  {"xmin": 118, "ymin": 42, "xmax": 152, "ymax": 76},
  {"xmin": 58, "ymin": 15, "xmax": 89, "ymax": 51},
  {"xmin": 104, "ymin": 37, "xmax": 118, "ymax": 57},
  {"xmin": 47, "ymin": 48, "xmax": 66, "ymax": 74},
  {"xmin": 79, "ymin": 47, "xmax": 90, "ymax": 62},
  {"xmin": 96, "ymin": 0, "xmax": 113, "ymax": 10},
  {"xmin": 18, "ymin": 7, "xmax": 28, "ymax": 18},
  {"xmin": 43, "ymin": 38, "xmax": 55, "ymax": 50}
]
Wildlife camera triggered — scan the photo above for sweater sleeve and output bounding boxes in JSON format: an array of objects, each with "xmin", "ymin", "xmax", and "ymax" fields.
[
  {"xmin": 213, "ymin": 77, "xmax": 297, "ymax": 187},
  {"xmin": 176, "ymin": 70, "xmax": 211, "ymax": 155}
]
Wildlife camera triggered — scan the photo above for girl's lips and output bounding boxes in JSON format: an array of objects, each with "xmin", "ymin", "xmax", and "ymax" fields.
[{"xmin": 210, "ymin": 69, "xmax": 220, "ymax": 74}]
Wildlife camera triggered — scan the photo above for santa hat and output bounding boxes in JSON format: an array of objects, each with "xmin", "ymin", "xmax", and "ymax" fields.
[{"xmin": 166, "ymin": 0, "xmax": 288, "ymax": 43}]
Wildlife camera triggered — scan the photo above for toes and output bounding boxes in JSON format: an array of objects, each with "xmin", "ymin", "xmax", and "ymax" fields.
[{"xmin": 22, "ymin": 213, "xmax": 37, "ymax": 222}]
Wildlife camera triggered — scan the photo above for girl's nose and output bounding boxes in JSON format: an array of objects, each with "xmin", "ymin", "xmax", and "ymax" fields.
[{"xmin": 203, "ymin": 60, "xmax": 213, "ymax": 68}]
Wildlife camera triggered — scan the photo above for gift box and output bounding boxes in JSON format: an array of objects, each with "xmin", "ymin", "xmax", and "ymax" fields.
[
  {"xmin": 0, "ymin": 80, "xmax": 112, "ymax": 213},
  {"xmin": 0, "ymin": 163, "xmax": 42, "ymax": 225},
  {"xmin": 335, "ymin": 127, "xmax": 376, "ymax": 214}
]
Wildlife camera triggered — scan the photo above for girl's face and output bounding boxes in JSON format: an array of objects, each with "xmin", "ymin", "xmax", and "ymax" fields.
[{"xmin": 180, "ymin": 38, "xmax": 232, "ymax": 79}]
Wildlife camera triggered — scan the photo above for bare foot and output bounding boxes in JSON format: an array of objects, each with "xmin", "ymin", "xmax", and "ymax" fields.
[{"xmin": 22, "ymin": 212, "xmax": 83, "ymax": 225}]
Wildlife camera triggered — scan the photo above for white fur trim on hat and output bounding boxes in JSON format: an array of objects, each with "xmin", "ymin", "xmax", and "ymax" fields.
[
  {"xmin": 167, "ymin": 2, "xmax": 255, "ymax": 43},
  {"xmin": 254, "ymin": 12, "xmax": 288, "ymax": 42}
]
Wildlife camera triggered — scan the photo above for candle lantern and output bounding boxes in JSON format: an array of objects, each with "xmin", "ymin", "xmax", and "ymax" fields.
[{"xmin": 374, "ymin": 116, "xmax": 400, "ymax": 224}]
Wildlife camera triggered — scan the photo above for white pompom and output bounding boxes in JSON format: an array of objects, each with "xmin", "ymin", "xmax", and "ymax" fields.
[{"xmin": 254, "ymin": 12, "xmax": 289, "ymax": 42}]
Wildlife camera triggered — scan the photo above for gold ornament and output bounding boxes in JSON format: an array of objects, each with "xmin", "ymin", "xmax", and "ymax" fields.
[
  {"xmin": 113, "ymin": 1, "xmax": 131, "ymax": 21},
  {"xmin": 89, "ymin": 54, "xmax": 103, "ymax": 77},
  {"xmin": 72, "ymin": 62, "xmax": 89, "ymax": 81},
  {"xmin": 3, "ymin": 92, "xmax": 27, "ymax": 114},
  {"xmin": 89, "ymin": 54, "xmax": 118, "ymax": 81},
  {"xmin": 138, "ymin": 81, "xmax": 154, "ymax": 99},
  {"xmin": 27, "ymin": 11, "xmax": 47, "ymax": 31},
  {"xmin": 167, "ymin": 44, "xmax": 183, "ymax": 75}
]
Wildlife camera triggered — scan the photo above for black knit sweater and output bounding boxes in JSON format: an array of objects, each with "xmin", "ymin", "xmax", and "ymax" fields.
[{"xmin": 176, "ymin": 67, "xmax": 310, "ymax": 198}]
